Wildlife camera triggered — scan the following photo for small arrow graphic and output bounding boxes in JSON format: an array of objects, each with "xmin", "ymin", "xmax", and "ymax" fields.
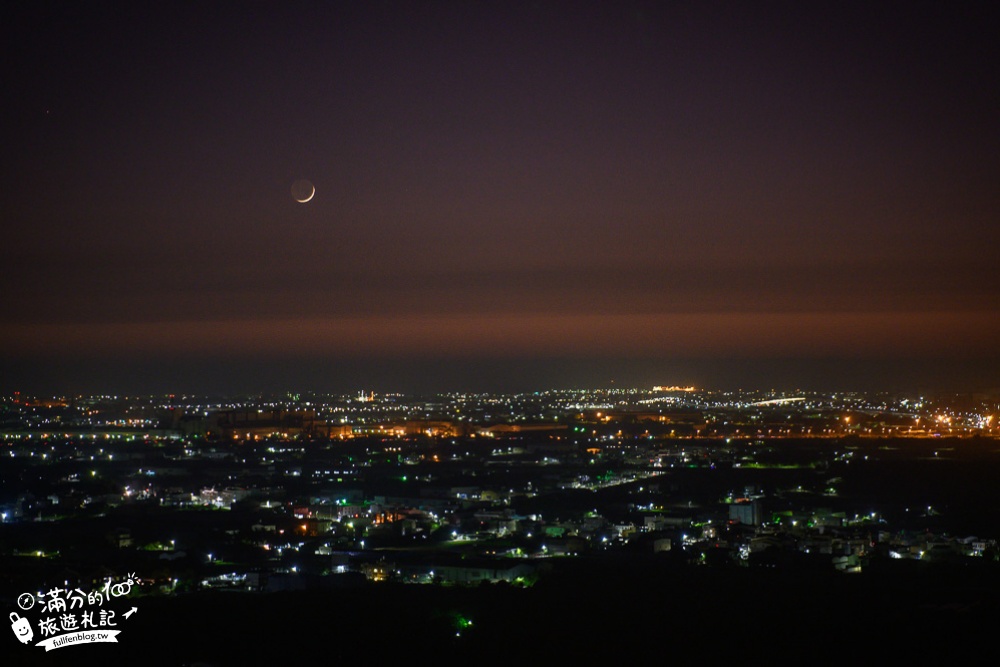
[{"xmin": 123, "ymin": 607, "xmax": 138, "ymax": 620}]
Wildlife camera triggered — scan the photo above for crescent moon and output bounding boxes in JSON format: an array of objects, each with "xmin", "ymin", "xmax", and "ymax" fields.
[{"xmin": 291, "ymin": 179, "xmax": 315, "ymax": 203}]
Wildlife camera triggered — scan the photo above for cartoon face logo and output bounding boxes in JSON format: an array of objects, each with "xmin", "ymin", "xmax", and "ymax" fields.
[{"xmin": 9, "ymin": 612, "xmax": 33, "ymax": 644}]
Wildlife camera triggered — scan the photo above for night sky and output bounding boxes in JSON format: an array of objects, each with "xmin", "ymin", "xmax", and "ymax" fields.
[{"xmin": 3, "ymin": 1, "xmax": 998, "ymax": 394}]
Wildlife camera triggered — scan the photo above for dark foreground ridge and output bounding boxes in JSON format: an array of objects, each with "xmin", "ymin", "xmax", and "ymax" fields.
[{"xmin": 4, "ymin": 558, "xmax": 998, "ymax": 666}]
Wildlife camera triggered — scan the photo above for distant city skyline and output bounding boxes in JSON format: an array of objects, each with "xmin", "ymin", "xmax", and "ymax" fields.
[
  {"xmin": 3, "ymin": 2, "xmax": 998, "ymax": 394},
  {"xmin": 4, "ymin": 355, "xmax": 998, "ymax": 398}
]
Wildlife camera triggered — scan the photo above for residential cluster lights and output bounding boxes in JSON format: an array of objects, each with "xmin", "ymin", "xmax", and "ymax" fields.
[{"xmin": 653, "ymin": 386, "xmax": 697, "ymax": 392}]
